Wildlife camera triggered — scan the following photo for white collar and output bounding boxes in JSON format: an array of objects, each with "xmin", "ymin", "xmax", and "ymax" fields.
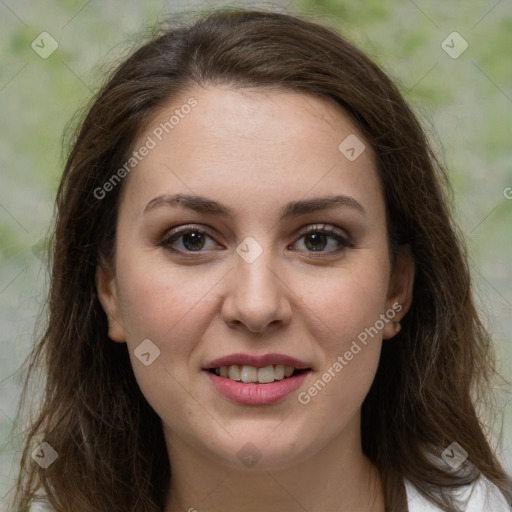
[{"xmin": 405, "ymin": 475, "xmax": 511, "ymax": 511}]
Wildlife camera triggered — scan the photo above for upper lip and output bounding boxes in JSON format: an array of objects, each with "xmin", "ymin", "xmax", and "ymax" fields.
[{"xmin": 203, "ymin": 352, "xmax": 311, "ymax": 370}]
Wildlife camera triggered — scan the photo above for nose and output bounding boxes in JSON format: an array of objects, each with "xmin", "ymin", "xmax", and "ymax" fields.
[{"xmin": 220, "ymin": 248, "xmax": 293, "ymax": 334}]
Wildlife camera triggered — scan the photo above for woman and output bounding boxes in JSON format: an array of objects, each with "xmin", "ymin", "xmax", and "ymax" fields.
[{"xmin": 11, "ymin": 7, "xmax": 511, "ymax": 512}]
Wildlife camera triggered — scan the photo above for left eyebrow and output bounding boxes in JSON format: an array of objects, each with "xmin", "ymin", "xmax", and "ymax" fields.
[
  {"xmin": 143, "ymin": 193, "xmax": 366, "ymax": 219},
  {"xmin": 280, "ymin": 195, "xmax": 366, "ymax": 218}
]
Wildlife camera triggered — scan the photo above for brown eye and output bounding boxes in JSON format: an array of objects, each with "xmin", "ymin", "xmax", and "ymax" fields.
[
  {"xmin": 291, "ymin": 225, "xmax": 353, "ymax": 253},
  {"xmin": 163, "ymin": 227, "xmax": 219, "ymax": 253}
]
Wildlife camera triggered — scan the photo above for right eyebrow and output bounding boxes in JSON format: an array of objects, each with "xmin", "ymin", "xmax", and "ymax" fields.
[{"xmin": 143, "ymin": 193, "xmax": 366, "ymax": 219}]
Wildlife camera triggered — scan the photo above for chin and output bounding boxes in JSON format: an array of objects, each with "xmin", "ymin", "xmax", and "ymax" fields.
[{"xmin": 204, "ymin": 433, "xmax": 312, "ymax": 472}]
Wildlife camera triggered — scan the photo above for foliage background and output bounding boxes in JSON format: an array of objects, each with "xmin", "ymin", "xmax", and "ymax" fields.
[{"xmin": 1, "ymin": 0, "xmax": 510, "ymax": 504}]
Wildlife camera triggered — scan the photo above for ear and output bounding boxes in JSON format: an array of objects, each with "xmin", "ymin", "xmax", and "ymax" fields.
[
  {"xmin": 95, "ymin": 260, "xmax": 126, "ymax": 343},
  {"xmin": 382, "ymin": 244, "xmax": 415, "ymax": 340}
]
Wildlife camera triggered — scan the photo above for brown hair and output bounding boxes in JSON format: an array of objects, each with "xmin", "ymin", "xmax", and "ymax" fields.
[{"xmin": 11, "ymin": 7, "xmax": 512, "ymax": 512}]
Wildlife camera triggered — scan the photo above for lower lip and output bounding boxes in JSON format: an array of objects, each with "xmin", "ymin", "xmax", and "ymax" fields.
[{"xmin": 204, "ymin": 370, "xmax": 310, "ymax": 405}]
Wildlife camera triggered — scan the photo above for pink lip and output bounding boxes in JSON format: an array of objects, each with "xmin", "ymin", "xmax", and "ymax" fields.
[
  {"xmin": 203, "ymin": 352, "xmax": 311, "ymax": 370},
  {"xmin": 204, "ymin": 370, "xmax": 311, "ymax": 405}
]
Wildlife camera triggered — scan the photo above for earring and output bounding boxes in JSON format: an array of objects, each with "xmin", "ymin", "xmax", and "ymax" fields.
[{"xmin": 394, "ymin": 321, "xmax": 401, "ymax": 333}]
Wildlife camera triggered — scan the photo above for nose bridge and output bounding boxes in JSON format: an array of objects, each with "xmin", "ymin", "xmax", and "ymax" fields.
[
  {"xmin": 237, "ymin": 244, "xmax": 276, "ymax": 293},
  {"xmin": 222, "ymin": 236, "xmax": 291, "ymax": 331}
]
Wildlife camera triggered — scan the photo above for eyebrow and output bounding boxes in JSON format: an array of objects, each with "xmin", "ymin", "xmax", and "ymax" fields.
[{"xmin": 143, "ymin": 193, "xmax": 366, "ymax": 219}]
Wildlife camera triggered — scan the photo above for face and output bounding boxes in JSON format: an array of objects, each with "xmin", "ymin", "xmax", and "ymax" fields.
[{"xmin": 97, "ymin": 85, "xmax": 413, "ymax": 472}]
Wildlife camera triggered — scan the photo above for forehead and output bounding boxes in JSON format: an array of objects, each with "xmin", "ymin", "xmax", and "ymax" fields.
[{"xmin": 120, "ymin": 85, "xmax": 383, "ymax": 220}]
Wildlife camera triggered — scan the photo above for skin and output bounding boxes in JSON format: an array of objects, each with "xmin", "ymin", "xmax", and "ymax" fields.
[{"xmin": 96, "ymin": 85, "xmax": 415, "ymax": 512}]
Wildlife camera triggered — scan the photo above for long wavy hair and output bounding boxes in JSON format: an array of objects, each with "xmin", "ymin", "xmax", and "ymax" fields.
[{"xmin": 10, "ymin": 7, "xmax": 512, "ymax": 512}]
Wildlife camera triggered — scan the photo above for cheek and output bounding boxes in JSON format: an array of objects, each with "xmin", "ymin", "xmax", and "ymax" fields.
[
  {"xmin": 299, "ymin": 257, "xmax": 389, "ymax": 402},
  {"xmin": 306, "ymin": 258, "xmax": 390, "ymax": 347},
  {"xmin": 113, "ymin": 259, "xmax": 218, "ymax": 421},
  {"xmin": 114, "ymin": 253, "xmax": 219, "ymax": 366}
]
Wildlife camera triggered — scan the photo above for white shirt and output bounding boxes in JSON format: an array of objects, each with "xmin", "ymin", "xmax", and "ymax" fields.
[{"xmin": 406, "ymin": 475, "xmax": 511, "ymax": 511}]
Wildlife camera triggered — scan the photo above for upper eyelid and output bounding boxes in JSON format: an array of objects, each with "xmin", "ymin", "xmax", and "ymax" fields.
[
  {"xmin": 164, "ymin": 224, "xmax": 217, "ymax": 241},
  {"xmin": 163, "ymin": 223, "xmax": 349, "ymax": 246}
]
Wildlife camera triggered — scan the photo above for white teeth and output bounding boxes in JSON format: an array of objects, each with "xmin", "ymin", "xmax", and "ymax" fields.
[
  {"xmin": 274, "ymin": 364, "xmax": 285, "ymax": 380},
  {"xmin": 257, "ymin": 365, "xmax": 275, "ymax": 383},
  {"xmin": 284, "ymin": 366, "xmax": 294, "ymax": 377},
  {"xmin": 241, "ymin": 366, "xmax": 258, "ymax": 383},
  {"xmin": 213, "ymin": 364, "xmax": 301, "ymax": 383},
  {"xmin": 228, "ymin": 365, "xmax": 241, "ymax": 381}
]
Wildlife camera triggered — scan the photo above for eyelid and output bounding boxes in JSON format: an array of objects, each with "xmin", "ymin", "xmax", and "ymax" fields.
[
  {"xmin": 161, "ymin": 223, "xmax": 353, "ymax": 253},
  {"xmin": 299, "ymin": 223, "xmax": 348, "ymax": 238},
  {"xmin": 161, "ymin": 224, "xmax": 221, "ymax": 252},
  {"xmin": 293, "ymin": 223, "xmax": 354, "ymax": 250},
  {"xmin": 164, "ymin": 223, "xmax": 216, "ymax": 240}
]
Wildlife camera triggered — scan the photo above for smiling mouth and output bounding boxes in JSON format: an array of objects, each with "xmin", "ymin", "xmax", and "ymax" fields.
[{"xmin": 207, "ymin": 364, "xmax": 310, "ymax": 384}]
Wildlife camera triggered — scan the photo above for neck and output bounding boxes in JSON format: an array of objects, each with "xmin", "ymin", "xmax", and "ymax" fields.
[{"xmin": 163, "ymin": 417, "xmax": 385, "ymax": 512}]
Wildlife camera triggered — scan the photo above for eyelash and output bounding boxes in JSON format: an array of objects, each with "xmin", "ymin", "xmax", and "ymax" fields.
[{"xmin": 160, "ymin": 224, "xmax": 354, "ymax": 256}]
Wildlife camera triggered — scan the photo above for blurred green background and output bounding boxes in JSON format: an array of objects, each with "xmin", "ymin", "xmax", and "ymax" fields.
[{"xmin": 1, "ymin": 0, "xmax": 511, "ymax": 505}]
